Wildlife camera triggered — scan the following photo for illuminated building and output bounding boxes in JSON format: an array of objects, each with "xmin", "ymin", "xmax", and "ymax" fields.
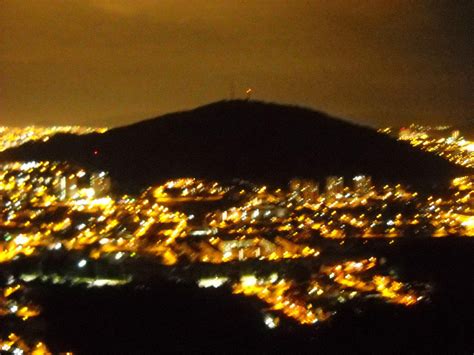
[
  {"xmin": 353, "ymin": 175, "xmax": 373, "ymax": 195},
  {"xmin": 325, "ymin": 176, "xmax": 344, "ymax": 198},
  {"xmin": 65, "ymin": 175, "xmax": 79, "ymax": 199},
  {"xmin": 289, "ymin": 178, "xmax": 319, "ymax": 204},
  {"xmin": 55, "ymin": 175, "xmax": 79, "ymax": 201},
  {"xmin": 91, "ymin": 172, "xmax": 111, "ymax": 197}
]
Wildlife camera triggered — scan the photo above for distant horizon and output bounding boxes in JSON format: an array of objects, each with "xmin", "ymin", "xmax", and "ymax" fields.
[{"xmin": 0, "ymin": 99, "xmax": 471, "ymax": 130}]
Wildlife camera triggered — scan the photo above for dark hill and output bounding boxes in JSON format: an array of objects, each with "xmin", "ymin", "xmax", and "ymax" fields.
[
  {"xmin": 0, "ymin": 100, "xmax": 467, "ymax": 191},
  {"xmin": 455, "ymin": 122, "xmax": 474, "ymax": 140}
]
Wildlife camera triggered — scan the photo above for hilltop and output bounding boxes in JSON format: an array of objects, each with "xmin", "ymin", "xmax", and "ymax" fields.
[{"xmin": 0, "ymin": 100, "xmax": 466, "ymax": 191}]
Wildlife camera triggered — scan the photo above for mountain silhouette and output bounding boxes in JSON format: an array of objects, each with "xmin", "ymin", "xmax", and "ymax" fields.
[{"xmin": 0, "ymin": 100, "xmax": 467, "ymax": 191}]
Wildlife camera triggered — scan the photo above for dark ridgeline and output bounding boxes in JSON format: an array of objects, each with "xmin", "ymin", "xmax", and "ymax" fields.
[
  {"xmin": 454, "ymin": 121, "xmax": 474, "ymax": 140},
  {"xmin": 0, "ymin": 100, "xmax": 468, "ymax": 191}
]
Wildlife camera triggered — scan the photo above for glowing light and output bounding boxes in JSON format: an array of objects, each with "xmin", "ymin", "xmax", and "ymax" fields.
[
  {"xmin": 197, "ymin": 277, "xmax": 229, "ymax": 288},
  {"xmin": 263, "ymin": 314, "xmax": 279, "ymax": 328}
]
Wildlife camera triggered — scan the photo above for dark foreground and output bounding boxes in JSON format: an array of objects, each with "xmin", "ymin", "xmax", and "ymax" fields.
[{"xmin": 6, "ymin": 239, "xmax": 474, "ymax": 354}]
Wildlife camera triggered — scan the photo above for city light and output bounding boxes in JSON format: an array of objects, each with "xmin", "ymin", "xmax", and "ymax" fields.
[{"xmin": 0, "ymin": 128, "xmax": 471, "ymax": 350}]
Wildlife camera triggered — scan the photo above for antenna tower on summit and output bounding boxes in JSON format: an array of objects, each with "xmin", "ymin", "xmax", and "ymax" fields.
[{"xmin": 245, "ymin": 88, "xmax": 253, "ymax": 100}]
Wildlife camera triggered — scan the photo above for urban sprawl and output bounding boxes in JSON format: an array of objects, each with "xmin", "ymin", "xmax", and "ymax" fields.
[{"xmin": 0, "ymin": 125, "xmax": 473, "ymax": 353}]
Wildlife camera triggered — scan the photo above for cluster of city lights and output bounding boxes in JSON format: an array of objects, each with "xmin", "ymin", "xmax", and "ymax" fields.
[
  {"xmin": 0, "ymin": 159, "xmax": 461, "ymax": 335},
  {"xmin": 380, "ymin": 124, "xmax": 474, "ymax": 168},
  {"xmin": 0, "ymin": 124, "xmax": 472, "ymax": 339},
  {"xmin": 0, "ymin": 283, "xmax": 54, "ymax": 354},
  {"xmin": 0, "ymin": 333, "xmax": 53, "ymax": 355},
  {"xmin": 229, "ymin": 256, "xmax": 425, "ymax": 326},
  {"xmin": 2, "ymin": 163, "xmax": 472, "ymax": 273},
  {"xmin": 0, "ymin": 126, "xmax": 107, "ymax": 153}
]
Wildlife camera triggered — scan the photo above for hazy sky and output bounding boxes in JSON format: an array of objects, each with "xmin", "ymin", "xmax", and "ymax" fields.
[{"xmin": 0, "ymin": 0, "xmax": 472, "ymax": 127}]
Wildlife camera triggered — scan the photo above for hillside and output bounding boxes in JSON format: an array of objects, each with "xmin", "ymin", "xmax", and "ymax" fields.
[
  {"xmin": 455, "ymin": 122, "xmax": 474, "ymax": 140},
  {"xmin": 0, "ymin": 100, "xmax": 467, "ymax": 191}
]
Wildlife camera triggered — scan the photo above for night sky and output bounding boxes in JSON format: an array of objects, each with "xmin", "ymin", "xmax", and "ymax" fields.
[{"xmin": 0, "ymin": 1, "xmax": 472, "ymax": 127}]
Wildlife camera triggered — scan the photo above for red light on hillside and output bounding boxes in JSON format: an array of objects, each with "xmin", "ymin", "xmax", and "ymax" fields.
[{"xmin": 93, "ymin": 149, "xmax": 99, "ymax": 156}]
